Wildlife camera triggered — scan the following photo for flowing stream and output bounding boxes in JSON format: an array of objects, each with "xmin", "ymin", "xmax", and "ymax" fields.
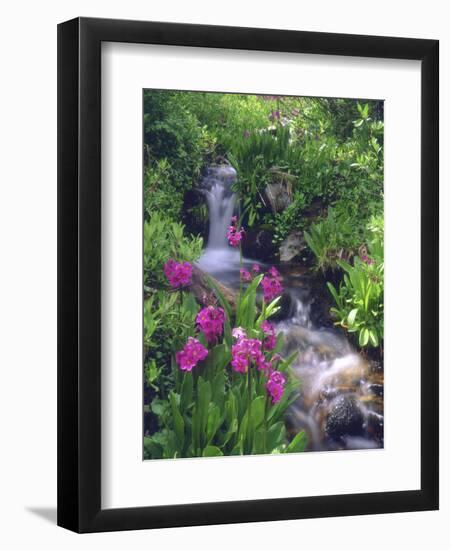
[{"xmin": 197, "ymin": 165, "xmax": 384, "ymax": 451}]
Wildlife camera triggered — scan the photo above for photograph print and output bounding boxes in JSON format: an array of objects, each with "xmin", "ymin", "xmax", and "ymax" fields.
[{"xmin": 143, "ymin": 90, "xmax": 384, "ymax": 460}]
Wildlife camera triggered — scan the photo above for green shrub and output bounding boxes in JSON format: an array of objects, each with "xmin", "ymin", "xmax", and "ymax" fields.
[
  {"xmin": 143, "ymin": 90, "xmax": 209, "ymax": 220},
  {"xmin": 181, "ymin": 92, "xmax": 274, "ymax": 155},
  {"xmin": 143, "ymin": 213, "xmax": 203, "ymax": 393},
  {"xmin": 229, "ymin": 125, "xmax": 300, "ymax": 226},
  {"xmin": 326, "ymin": 216, "xmax": 384, "ymax": 349},
  {"xmin": 304, "ymin": 205, "xmax": 364, "ymax": 272},
  {"xmin": 269, "ymin": 192, "xmax": 307, "ymax": 245}
]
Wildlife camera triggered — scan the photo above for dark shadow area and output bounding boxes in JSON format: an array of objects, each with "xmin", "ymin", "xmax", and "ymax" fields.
[{"xmin": 26, "ymin": 506, "xmax": 57, "ymax": 525}]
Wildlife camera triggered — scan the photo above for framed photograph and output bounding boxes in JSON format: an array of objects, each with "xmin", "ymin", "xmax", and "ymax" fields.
[{"xmin": 57, "ymin": 17, "xmax": 439, "ymax": 533}]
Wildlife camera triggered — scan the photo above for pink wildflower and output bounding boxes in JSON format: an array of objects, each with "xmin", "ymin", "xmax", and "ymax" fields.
[
  {"xmin": 196, "ymin": 306, "xmax": 225, "ymax": 344},
  {"xmin": 164, "ymin": 259, "xmax": 193, "ymax": 289},
  {"xmin": 226, "ymin": 217, "xmax": 245, "ymax": 248},
  {"xmin": 231, "ymin": 337, "xmax": 265, "ymax": 374},
  {"xmin": 252, "ymin": 264, "xmax": 261, "ymax": 274},
  {"xmin": 266, "ymin": 370, "xmax": 286, "ymax": 404},
  {"xmin": 361, "ymin": 253, "xmax": 374, "ymax": 266},
  {"xmin": 268, "ymin": 266, "xmax": 281, "ymax": 280},
  {"xmin": 261, "ymin": 320, "xmax": 277, "ymax": 351},
  {"xmin": 176, "ymin": 337, "xmax": 208, "ymax": 372},
  {"xmin": 232, "ymin": 327, "xmax": 246, "ymax": 340},
  {"xmin": 261, "ymin": 268, "xmax": 283, "ymax": 303},
  {"xmin": 240, "ymin": 268, "xmax": 252, "ymax": 283}
]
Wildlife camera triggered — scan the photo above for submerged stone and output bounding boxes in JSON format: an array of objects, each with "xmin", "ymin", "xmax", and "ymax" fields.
[{"xmin": 325, "ymin": 395, "xmax": 365, "ymax": 441}]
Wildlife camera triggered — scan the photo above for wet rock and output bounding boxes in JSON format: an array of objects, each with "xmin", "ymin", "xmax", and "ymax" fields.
[
  {"xmin": 265, "ymin": 180, "xmax": 293, "ymax": 213},
  {"xmin": 241, "ymin": 228, "xmax": 277, "ymax": 262},
  {"xmin": 325, "ymin": 395, "xmax": 365, "ymax": 441},
  {"xmin": 190, "ymin": 265, "xmax": 237, "ymax": 309},
  {"xmin": 279, "ymin": 231, "xmax": 305, "ymax": 262},
  {"xmin": 368, "ymin": 383, "xmax": 384, "ymax": 397},
  {"xmin": 366, "ymin": 411, "xmax": 384, "ymax": 443}
]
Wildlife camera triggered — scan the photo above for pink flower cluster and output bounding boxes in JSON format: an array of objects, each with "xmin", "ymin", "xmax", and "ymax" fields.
[
  {"xmin": 261, "ymin": 266, "xmax": 283, "ymax": 302},
  {"xmin": 265, "ymin": 370, "xmax": 286, "ymax": 404},
  {"xmin": 231, "ymin": 331, "xmax": 267, "ymax": 374},
  {"xmin": 231, "ymin": 327, "xmax": 285, "ymax": 403},
  {"xmin": 175, "ymin": 337, "xmax": 208, "ymax": 372},
  {"xmin": 239, "ymin": 268, "xmax": 252, "ymax": 282},
  {"xmin": 164, "ymin": 259, "xmax": 193, "ymax": 289},
  {"xmin": 239, "ymin": 263, "xmax": 261, "ymax": 283},
  {"xmin": 361, "ymin": 253, "xmax": 374, "ymax": 266},
  {"xmin": 196, "ymin": 306, "xmax": 225, "ymax": 344},
  {"xmin": 226, "ymin": 216, "xmax": 245, "ymax": 248},
  {"xmin": 260, "ymin": 320, "xmax": 276, "ymax": 351}
]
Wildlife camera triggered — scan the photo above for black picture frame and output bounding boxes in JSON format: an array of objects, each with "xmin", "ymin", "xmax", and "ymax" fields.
[{"xmin": 57, "ymin": 16, "xmax": 439, "ymax": 533}]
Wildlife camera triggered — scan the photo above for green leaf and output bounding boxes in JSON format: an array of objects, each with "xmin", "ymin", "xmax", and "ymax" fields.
[
  {"xmin": 169, "ymin": 392, "xmax": 185, "ymax": 450},
  {"xmin": 206, "ymin": 404, "xmax": 222, "ymax": 444},
  {"xmin": 250, "ymin": 395, "xmax": 266, "ymax": 430},
  {"xmin": 202, "ymin": 446, "xmax": 224, "ymax": 457},
  {"xmin": 180, "ymin": 372, "xmax": 193, "ymax": 413},
  {"xmin": 327, "ymin": 282, "xmax": 340, "ymax": 306},
  {"xmin": 197, "ymin": 377, "xmax": 212, "ymax": 450},
  {"xmin": 369, "ymin": 329, "xmax": 379, "ymax": 347},
  {"xmin": 359, "ymin": 327, "xmax": 370, "ymax": 347},
  {"xmin": 347, "ymin": 308, "xmax": 358, "ymax": 326},
  {"xmin": 151, "ymin": 399, "xmax": 167, "ymax": 417},
  {"xmin": 205, "ymin": 276, "xmax": 233, "ymax": 323},
  {"xmin": 220, "ymin": 418, "xmax": 238, "ymax": 448},
  {"xmin": 286, "ymin": 430, "xmax": 308, "ymax": 453},
  {"xmin": 266, "ymin": 421, "xmax": 286, "ymax": 451}
]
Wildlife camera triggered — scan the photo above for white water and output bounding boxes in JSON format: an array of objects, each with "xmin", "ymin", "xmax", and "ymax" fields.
[{"xmin": 197, "ymin": 165, "xmax": 257, "ymax": 284}]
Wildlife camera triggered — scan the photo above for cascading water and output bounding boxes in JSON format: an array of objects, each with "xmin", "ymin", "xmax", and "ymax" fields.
[
  {"xmin": 197, "ymin": 165, "xmax": 384, "ymax": 451},
  {"xmin": 197, "ymin": 165, "xmax": 253, "ymax": 285},
  {"xmin": 277, "ymin": 290, "xmax": 384, "ymax": 450},
  {"xmin": 197, "ymin": 166, "xmax": 237, "ymax": 277}
]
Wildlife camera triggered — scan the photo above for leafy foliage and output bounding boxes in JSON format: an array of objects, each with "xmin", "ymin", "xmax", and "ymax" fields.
[
  {"xmin": 303, "ymin": 205, "xmax": 363, "ymax": 272},
  {"xmin": 143, "ymin": 90, "xmax": 210, "ymax": 220},
  {"xmin": 326, "ymin": 217, "xmax": 384, "ymax": 349},
  {"xmin": 144, "ymin": 212, "xmax": 203, "ymax": 289}
]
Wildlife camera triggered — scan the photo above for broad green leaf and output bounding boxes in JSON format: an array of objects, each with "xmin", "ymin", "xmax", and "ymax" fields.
[
  {"xmin": 180, "ymin": 372, "xmax": 193, "ymax": 413},
  {"xmin": 205, "ymin": 276, "xmax": 233, "ymax": 322},
  {"xmin": 169, "ymin": 392, "xmax": 185, "ymax": 450},
  {"xmin": 266, "ymin": 421, "xmax": 285, "ymax": 451},
  {"xmin": 369, "ymin": 329, "xmax": 379, "ymax": 347},
  {"xmin": 347, "ymin": 308, "xmax": 358, "ymax": 326},
  {"xmin": 206, "ymin": 404, "xmax": 222, "ymax": 444},
  {"xmin": 202, "ymin": 445, "xmax": 224, "ymax": 457},
  {"xmin": 359, "ymin": 327, "xmax": 370, "ymax": 347},
  {"xmin": 286, "ymin": 430, "xmax": 308, "ymax": 453},
  {"xmin": 250, "ymin": 395, "xmax": 266, "ymax": 430}
]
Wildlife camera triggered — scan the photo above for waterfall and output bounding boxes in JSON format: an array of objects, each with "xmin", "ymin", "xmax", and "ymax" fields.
[
  {"xmin": 202, "ymin": 165, "xmax": 237, "ymax": 250},
  {"xmin": 197, "ymin": 165, "xmax": 244, "ymax": 284}
]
